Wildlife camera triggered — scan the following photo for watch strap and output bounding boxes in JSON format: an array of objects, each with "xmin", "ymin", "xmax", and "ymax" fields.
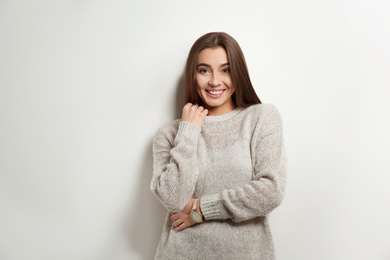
[
  {"xmin": 192, "ymin": 199, "xmax": 198, "ymax": 211},
  {"xmin": 191, "ymin": 199, "xmax": 204, "ymax": 223}
]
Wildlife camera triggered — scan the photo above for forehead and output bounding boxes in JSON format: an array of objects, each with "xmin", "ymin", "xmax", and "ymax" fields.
[{"xmin": 197, "ymin": 47, "xmax": 228, "ymax": 64}]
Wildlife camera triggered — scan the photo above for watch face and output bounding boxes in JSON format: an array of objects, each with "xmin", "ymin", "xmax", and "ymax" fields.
[{"xmin": 191, "ymin": 211, "xmax": 202, "ymax": 223}]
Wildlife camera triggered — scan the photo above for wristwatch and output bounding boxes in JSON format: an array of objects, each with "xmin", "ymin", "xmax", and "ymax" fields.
[{"xmin": 190, "ymin": 199, "xmax": 204, "ymax": 223}]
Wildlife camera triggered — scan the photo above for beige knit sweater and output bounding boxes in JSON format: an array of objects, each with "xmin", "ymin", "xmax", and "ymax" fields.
[{"xmin": 151, "ymin": 103, "xmax": 287, "ymax": 260}]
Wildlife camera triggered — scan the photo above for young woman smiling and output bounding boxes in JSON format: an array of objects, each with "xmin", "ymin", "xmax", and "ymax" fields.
[
  {"xmin": 194, "ymin": 46, "xmax": 235, "ymax": 115},
  {"xmin": 151, "ymin": 32, "xmax": 287, "ymax": 260}
]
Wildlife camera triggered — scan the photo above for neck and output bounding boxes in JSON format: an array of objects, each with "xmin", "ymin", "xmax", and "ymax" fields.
[{"xmin": 206, "ymin": 101, "xmax": 236, "ymax": 116}]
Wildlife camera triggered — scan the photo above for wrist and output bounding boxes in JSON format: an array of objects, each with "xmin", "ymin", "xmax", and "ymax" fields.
[
  {"xmin": 190, "ymin": 198, "xmax": 204, "ymax": 223},
  {"xmin": 197, "ymin": 199, "xmax": 203, "ymax": 216}
]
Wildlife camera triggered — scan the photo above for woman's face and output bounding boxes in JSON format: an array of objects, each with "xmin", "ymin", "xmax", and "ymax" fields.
[{"xmin": 195, "ymin": 47, "xmax": 235, "ymax": 116}]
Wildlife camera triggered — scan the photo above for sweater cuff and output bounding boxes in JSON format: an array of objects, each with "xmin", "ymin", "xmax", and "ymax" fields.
[
  {"xmin": 175, "ymin": 121, "xmax": 201, "ymax": 143},
  {"xmin": 200, "ymin": 193, "xmax": 228, "ymax": 220}
]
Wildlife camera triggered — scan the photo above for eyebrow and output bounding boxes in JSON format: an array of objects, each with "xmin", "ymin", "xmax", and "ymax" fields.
[{"xmin": 196, "ymin": 62, "xmax": 230, "ymax": 68}]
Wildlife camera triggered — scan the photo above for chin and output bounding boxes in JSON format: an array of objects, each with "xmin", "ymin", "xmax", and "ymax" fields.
[{"xmin": 203, "ymin": 101, "xmax": 222, "ymax": 108}]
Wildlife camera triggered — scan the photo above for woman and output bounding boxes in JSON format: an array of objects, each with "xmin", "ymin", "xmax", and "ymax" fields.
[{"xmin": 151, "ymin": 32, "xmax": 287, "ymax": 259}]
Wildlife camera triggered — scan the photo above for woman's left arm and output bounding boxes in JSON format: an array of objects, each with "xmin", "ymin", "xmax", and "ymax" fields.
[{"xmin": 200, "ymin": 106, "xmax": 287, "ymax": 222}]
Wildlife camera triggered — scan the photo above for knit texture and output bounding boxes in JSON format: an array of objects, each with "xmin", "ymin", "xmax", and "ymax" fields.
[{"xmin": 151, "ymin": 104, "xmax": 287, "ymax": 260}]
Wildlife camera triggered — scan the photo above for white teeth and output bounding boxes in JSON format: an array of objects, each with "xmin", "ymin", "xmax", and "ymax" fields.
[{"xmin": 209, "ymin": 90, "xmax": 223, "ymax": 95}]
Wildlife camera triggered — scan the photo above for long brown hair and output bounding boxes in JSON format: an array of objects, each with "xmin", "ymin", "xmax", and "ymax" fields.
[{"xmin": 184, "ymin": 32, "xmax": 261, "ymax": 107}]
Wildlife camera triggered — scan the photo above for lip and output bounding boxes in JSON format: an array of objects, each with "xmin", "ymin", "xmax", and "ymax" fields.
[{"xmin": 206, "ymin": 89, "xmax": 225, "ymax": 98}]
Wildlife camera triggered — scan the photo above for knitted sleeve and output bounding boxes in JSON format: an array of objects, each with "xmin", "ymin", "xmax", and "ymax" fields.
[
  {"xmin": 150, "ymin": 120, "xmax": 201, "ymax": 212},
  {"xmin": 200, "ymin": 105, "xmax": 287, "ymax": 222}
]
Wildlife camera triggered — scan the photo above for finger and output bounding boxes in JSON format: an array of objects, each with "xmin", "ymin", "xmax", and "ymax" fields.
[
  {"xmin": 197, "ymin": 106, "xmax": 205, "ymax": 112},
  {"xmin": 174, "ymin": 219, "xmax": 184, "ymax": 228},
  {"xmin": 170, "ymin": 213, "xmax": 179, "ymax": 222},
  {"xmin": 201, "ymin": 108, "xmax": 209, "ymax": 116},
  {"xmin": 191, "ymin": 104, "xmax": 199, "ymax": 111},
  {"xmin": 175, "ymin": 222, "xmax": 186, "ymax": 232},
  {"xmin": 183, "ymin": 103, "xmax": 192, "ymax": 112}
]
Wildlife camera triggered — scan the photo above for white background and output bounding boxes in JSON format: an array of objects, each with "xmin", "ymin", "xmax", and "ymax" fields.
[{"xmin": 1, "ymin": 1, "xmax": 389, "ymax": 259}]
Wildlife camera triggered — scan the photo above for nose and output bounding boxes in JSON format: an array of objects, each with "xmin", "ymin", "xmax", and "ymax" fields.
[{"xmin": 208, "ymin": 73, "xmax": 221, "ymax": 87}]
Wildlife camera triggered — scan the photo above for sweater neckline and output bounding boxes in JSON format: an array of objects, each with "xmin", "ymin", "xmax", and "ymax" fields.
[{"xmin": 204, "ymin": 108, "xmax": 242, "ymax": 123}]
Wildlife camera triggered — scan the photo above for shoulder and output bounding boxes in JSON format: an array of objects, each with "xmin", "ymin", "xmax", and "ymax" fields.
[
  {"xmin": 153, "ymin": 119, "xmax": 181, "ymax": 144},
  {"xmin": 244, "ymin": 103, "xmax": 282, "ymax": 122},
  {"xmin": 242, "ymin": 104, "xmax": 284, "ymax": 138}
]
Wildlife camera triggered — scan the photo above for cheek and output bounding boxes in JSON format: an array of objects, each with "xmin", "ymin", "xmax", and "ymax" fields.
[
  {"xmin": 224, "ymin": 77, "xmax": 233, "ymax": 89},
  {"xmin": 195, "ymin": 77, "xmax": 206, "ymax": 89},
  {"xmin": 226, "ymin": 77, "xmax": 233, "ymax": 88},
  {"xmin": 195, "ymin": 81, "xmax": 203, "ymax": 95}
]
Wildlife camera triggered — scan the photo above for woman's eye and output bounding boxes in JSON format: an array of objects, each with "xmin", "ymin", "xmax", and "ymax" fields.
[
  {"xmin": 222, "ymin": 68, "xmax": 231, "ymax": 73},
  {"xmin": 199, "ymin": 68, "xmax": 210, "ymax": 74}
]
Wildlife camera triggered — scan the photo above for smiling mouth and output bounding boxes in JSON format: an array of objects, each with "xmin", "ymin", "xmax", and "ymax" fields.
[{"xmin": 206, "ymin": 90, "xmax": 224, "ymax": 95}]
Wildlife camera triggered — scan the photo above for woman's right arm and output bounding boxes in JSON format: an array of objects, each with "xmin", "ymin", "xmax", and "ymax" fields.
[{"xmin": 150, "ymin": 104, "xmax": 208, "ymax": 212}]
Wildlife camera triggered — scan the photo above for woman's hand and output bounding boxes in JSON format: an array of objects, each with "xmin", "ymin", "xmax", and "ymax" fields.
[
  {"xmin": 170, "ymin": 198, "xmax": 197, "ymax": 232},
  {"xmin": 182, "ymin": 103, "xmax": 208, "ymax": 128}
]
